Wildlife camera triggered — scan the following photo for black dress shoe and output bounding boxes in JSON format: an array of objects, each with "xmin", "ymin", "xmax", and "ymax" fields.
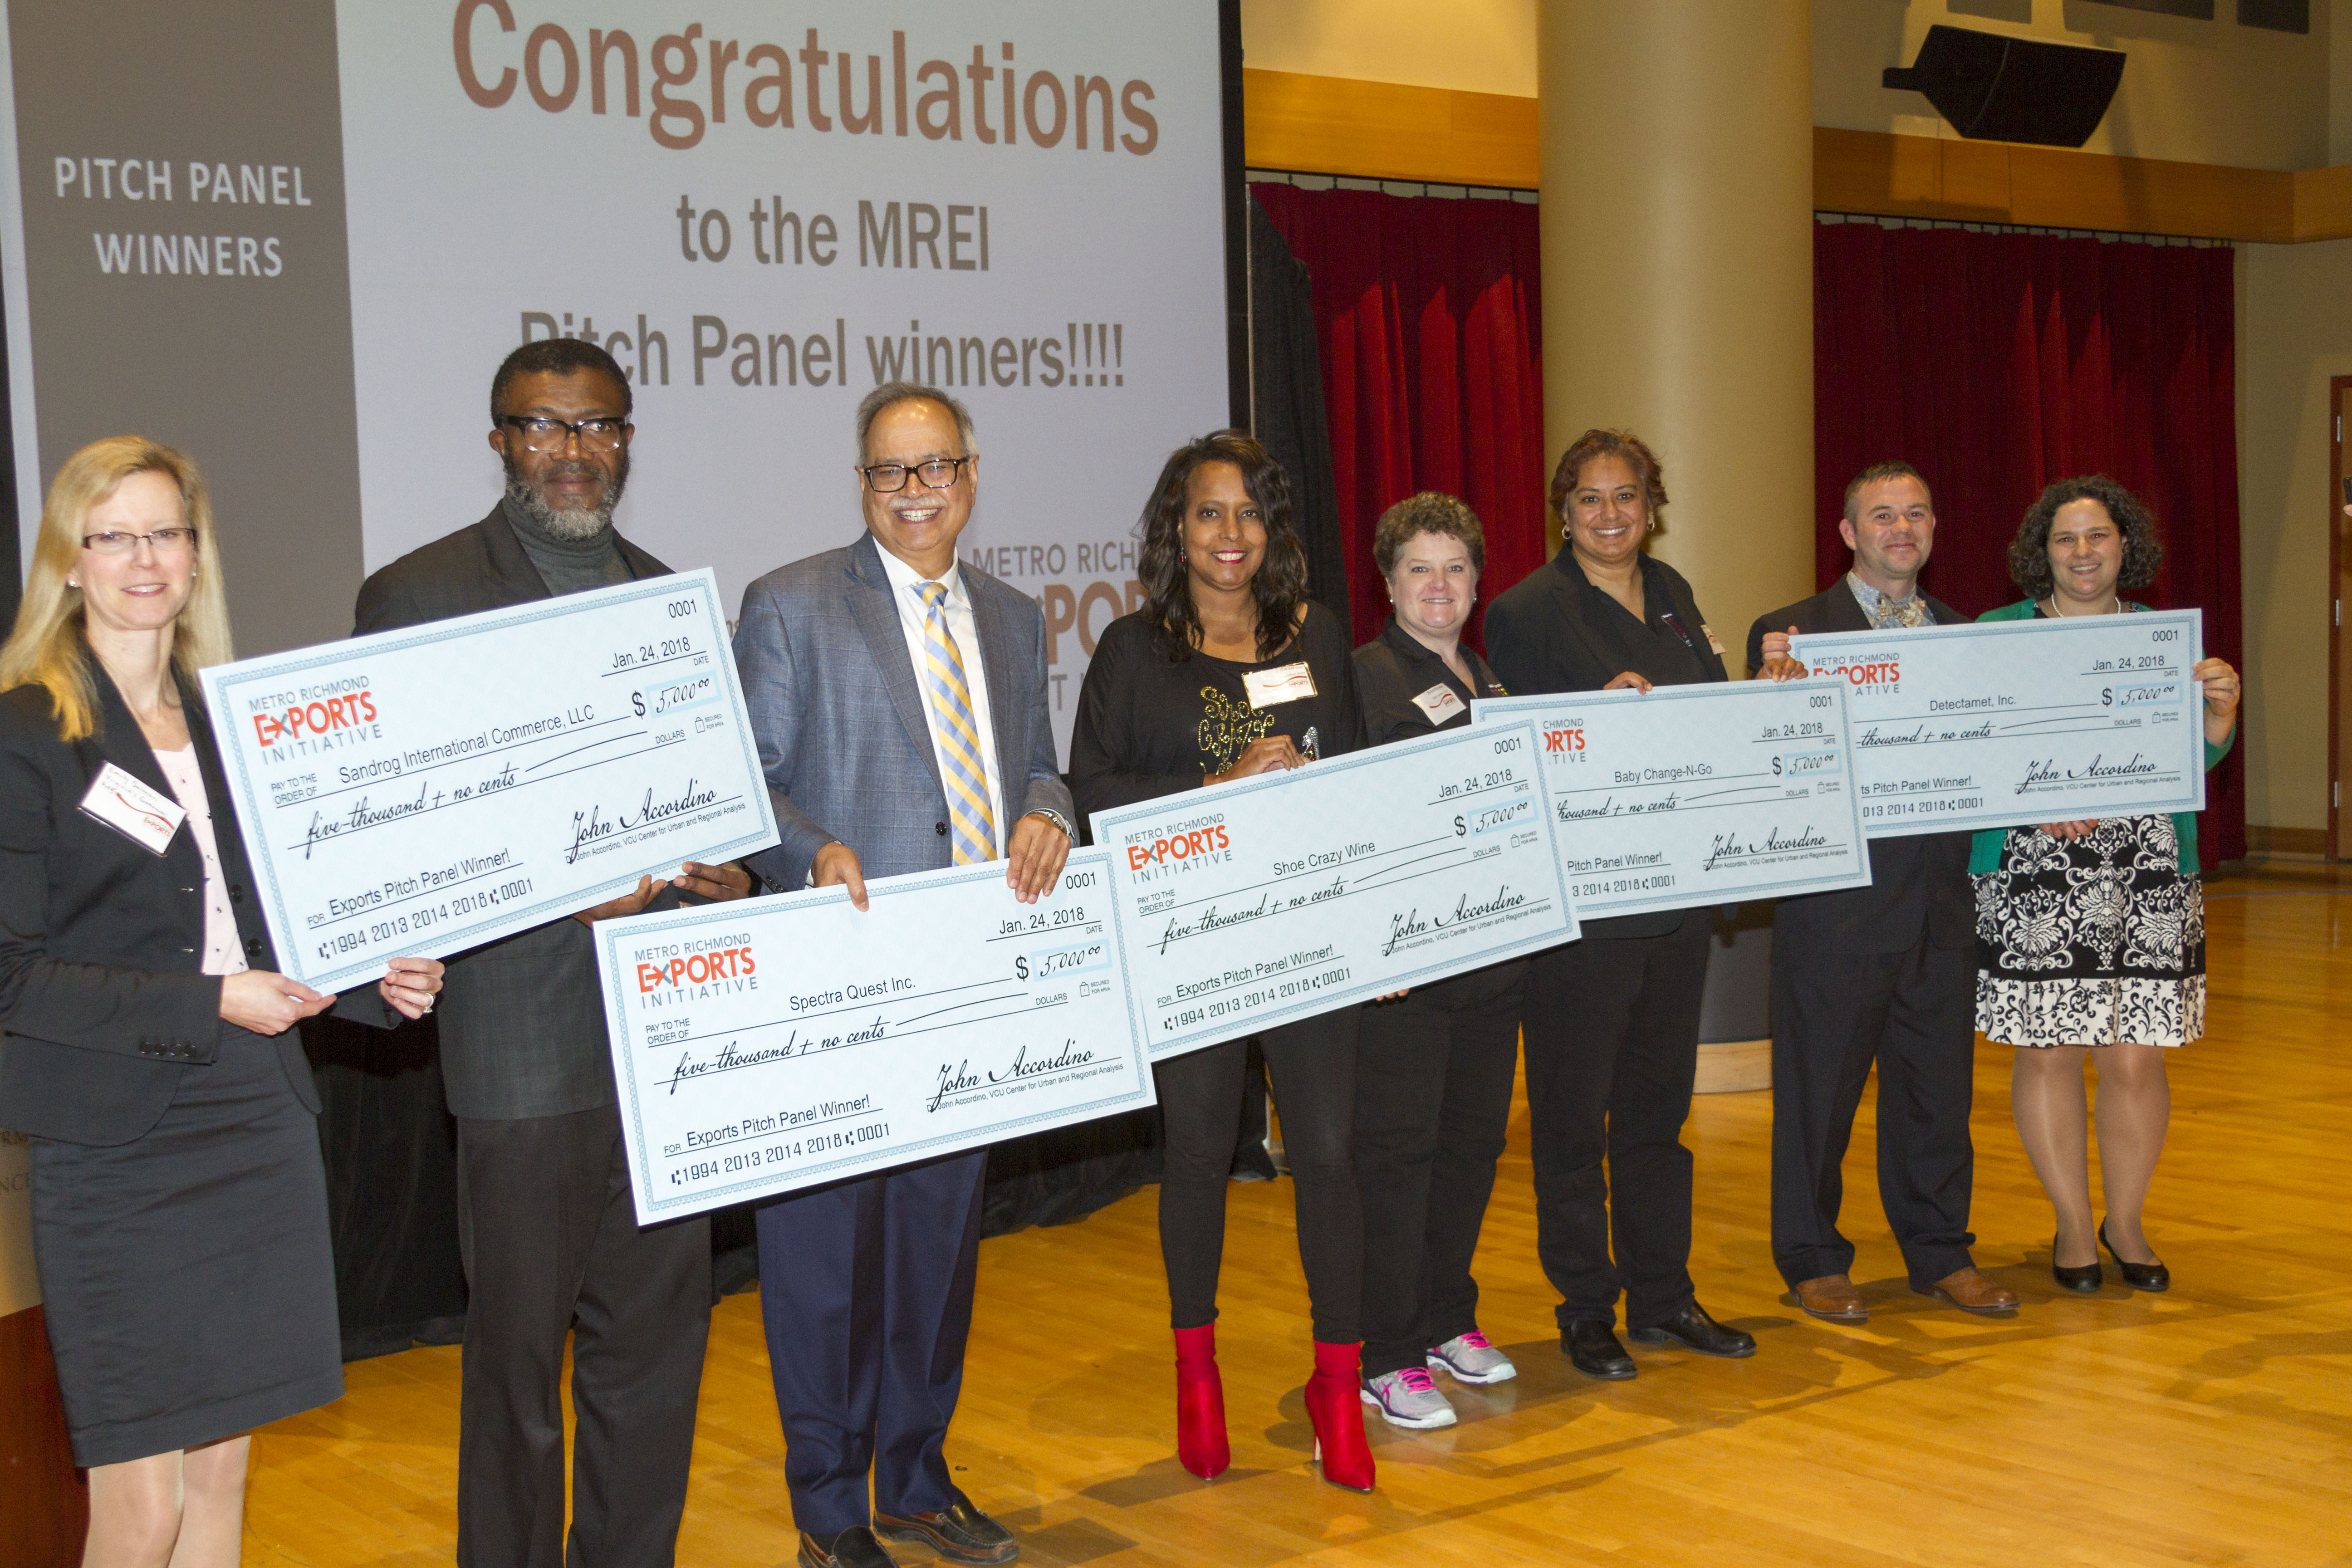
[
  {"xmin": 800, "ymin": 1527, "xmax": 900, "ymax": 1568},
  {"xmin": 2099, "ymin": 1220, "xmax": 2170, "ymax": 1293},
  {"xmin": 2051, "ymin": 1236, "xmax": 2104, "ymax": 1293},
  {"xmin": 874, "ymin": 1500, "xmax": 1019, "ymax": 1565},
  {"xmin": 1562, "ymin": 1319, "xmax": 1637, "ymax": 1380},
  {"xmin": 1627, "ymin": 1301, "xmax": 1758, "ymax": 1358}
]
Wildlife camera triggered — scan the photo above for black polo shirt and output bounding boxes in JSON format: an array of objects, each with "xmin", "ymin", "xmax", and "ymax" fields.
[{"xmin": 1352, "ymin": 618, "xmax": 1509, "ymax": 747}]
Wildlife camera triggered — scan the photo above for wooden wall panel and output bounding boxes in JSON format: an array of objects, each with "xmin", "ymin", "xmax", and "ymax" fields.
[
  {"xmin": 1240, "ymin": 68, "xmax": 1538, "ymax": 188},
  {"xmin": 0, "ymin": 1307, "xmax": 86, "ymax": 1568},
  {"xmin": 1240, "ymin": 72, "xmax": 2352, "ymax": 243}
]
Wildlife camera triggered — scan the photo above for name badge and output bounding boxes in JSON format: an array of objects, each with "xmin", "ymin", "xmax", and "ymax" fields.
[
  {"xmin": 1243, "ymin": 662, "xmax": 1317, "ymax": 709},
  {"xmin": 1410, "ymin": 682, "xmax": 1467, "ymax": 727},
  {"xmin": 1702, "ymin": 623, "xmax": 1727, "ymax": 656},
  {"xmin": 79, "ymin": 761, "xmax": 186, "ymax": 855}
]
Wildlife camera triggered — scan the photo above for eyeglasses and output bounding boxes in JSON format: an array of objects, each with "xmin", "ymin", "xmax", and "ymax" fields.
[
  {"xmin": 82, "ymin": 527, "xmax": 197, "ymax": 556},
  {"xmin": 860, "ymin": 456, "xmax": 972, "ymax": 493},
  {"xmin": 500, "ymin": 415, "xmax": 627, "ymax": 453}
]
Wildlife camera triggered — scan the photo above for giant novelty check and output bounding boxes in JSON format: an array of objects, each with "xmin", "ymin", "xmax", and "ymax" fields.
[
  {"xmin": 201, "ymin": 570, "xmax": 779, "ymax": 990},
  {"xmin": 1790, "ymin": 609, "xmax": 2205, "ymax": 838},
  {"xmin": 1090, "ymin": 723, "xmax": 1577, "ymax": 1060},
  {"xmin": 593, "ymin": 853, "xmax": 1152, "ymax": 1224},
  {"xmin": 1472, "ymin": 682, "xmax": 1872, "ymax": 918}
]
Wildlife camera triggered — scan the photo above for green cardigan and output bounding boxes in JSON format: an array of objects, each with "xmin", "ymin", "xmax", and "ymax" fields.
[{"xmin": 1966, "ymin": 598, "xmax": 2236, "ymax": 876}]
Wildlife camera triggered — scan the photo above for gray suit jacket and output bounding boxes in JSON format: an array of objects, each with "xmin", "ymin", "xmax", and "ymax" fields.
[
  {"xmin": 353, "ymin": 505, "xmax": 672, "ymax": 1121},
  {"xmin": 734, "ymin": 532, "xmax": 1070, "ymax": 889}
]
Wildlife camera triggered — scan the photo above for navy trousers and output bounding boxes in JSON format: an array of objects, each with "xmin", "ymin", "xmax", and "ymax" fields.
[{"xmin": 754, "ymin": 1148, "xmax": 988, "ymax": 1536}]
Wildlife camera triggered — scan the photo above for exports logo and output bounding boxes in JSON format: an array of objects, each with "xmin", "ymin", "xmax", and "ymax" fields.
[
  {"xmin": 1809, "ymin": 654, "xmax": 1903, "ymax": 693},
  {"xmin": 637, "ymin": 942, "xmax": 757, "ymax": 995},
  {"xmin": 255, "ymin": 691, "xmax": 378, "ymax": 745},
  {"xmin": 1124, "ymin": 814, "xmax": 1230, "ymax": 882},
  {"xmin": 1543, "ymin": 725, "xmax": 1586, "ymax": 753},
  {"xmin": 1127, "ymin": 823, "xmax": 1228, "ymax": 869}
]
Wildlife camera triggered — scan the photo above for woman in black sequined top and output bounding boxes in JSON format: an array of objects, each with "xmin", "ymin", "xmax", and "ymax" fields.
[{"xmin": 1069, "ymin": 431, "xmax": 1374, "ymax": 1492}]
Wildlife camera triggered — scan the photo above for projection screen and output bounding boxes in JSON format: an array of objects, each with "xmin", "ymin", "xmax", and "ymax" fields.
[{"xmin": 0, "ymin": 1, "xmax": 1235, "ymax": 760}]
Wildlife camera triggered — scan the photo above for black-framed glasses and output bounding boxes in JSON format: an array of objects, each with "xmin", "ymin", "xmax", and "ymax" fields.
[
  {"xmin": 500, "ymin": 415, "xmax": 627, "ymax": 453},
  {"xmin": 860, "ymin": 456, "xmax": 972, "ymax": 493},
  {"xmin": 82, "ymin": 527, "xmax": 197, "ymax": 556}
]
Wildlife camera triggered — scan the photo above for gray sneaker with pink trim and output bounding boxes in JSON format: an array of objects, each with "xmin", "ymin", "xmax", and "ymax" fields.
[{"xmin": 1427, "ymin": 1330, "xmax": 1517, "ymax": 1385}]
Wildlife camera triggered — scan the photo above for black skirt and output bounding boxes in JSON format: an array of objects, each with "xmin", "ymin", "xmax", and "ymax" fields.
[{"xmin": 29, "ymin": 1024, "xmax": 343, "ymax": 1466}]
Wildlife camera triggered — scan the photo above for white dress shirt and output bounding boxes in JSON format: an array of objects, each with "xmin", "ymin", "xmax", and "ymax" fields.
[{"xmin": 877, "ymin": 544, "xmax": 1006, "ymax": 857}]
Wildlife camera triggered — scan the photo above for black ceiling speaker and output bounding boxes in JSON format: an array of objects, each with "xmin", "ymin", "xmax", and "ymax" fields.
[{"xmin": 1882, "ymin": 25, "xmax": 2125, "ymax": 147}]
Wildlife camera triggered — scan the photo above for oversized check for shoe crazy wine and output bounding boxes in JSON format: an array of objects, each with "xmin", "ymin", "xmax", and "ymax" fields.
[
  {"xmin": 200, "ymin": 570, "xmax": 779, "ymax": 990},
  {"xmin": 1472, "ymin": 681, "xmax": 1872, "ymax": 919},
  {"xmin": 593, "ymin": 854, "xmax": 1153, "ymax": 1224},
  {"xmin": 1089, "ymin": 723, "xmax": 1578, "ymax": 1060},
  {"xmin": 1790, "ymin": 609, "xmax": 2206, "ymax": 838}
]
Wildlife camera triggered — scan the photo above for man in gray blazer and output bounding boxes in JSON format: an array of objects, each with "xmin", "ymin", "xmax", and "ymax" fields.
[
  {"xmin": 356, "ymin": 338, "xmax": 752, "ymax": 1568},
  {"xmin": 734, "ymin": 382, "xmax": 1071, "ymax": 1568}
]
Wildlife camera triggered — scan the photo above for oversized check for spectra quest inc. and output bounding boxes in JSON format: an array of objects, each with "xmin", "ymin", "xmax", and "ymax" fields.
[
  {"xmin": 595, "ymin": 853, "xmax": 1153, "ymax": 1224},
  {"xmin": 1790, "ymin": 609, "xmax": 2206, "ymax": 838},
  {"xmin": 201, "ymin": 569, "xmax": 779, "ymax": 990},
  {"xmin": 1472, "ymin": 681, "xmax": 1872, "ymax": 918},
  {"xmin": 1091, "ymin": 723, "xmax": 1578, "ymax": 1060}
]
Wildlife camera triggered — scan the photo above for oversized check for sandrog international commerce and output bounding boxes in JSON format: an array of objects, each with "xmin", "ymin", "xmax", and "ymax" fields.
[
  {"xmin": 1790, "ymin": 609, "xmax": 2205, "ymax": 839},
  {"xmin": 593, "ymin": 853, "xmax": 1153, "ymax": 1225},
  {"xmin": 1090, "ymin": 723, "xmax": 1578, "ymax": 1060},
  {"xmin": 201, "ymin": 570, "xmax": 778, "ymax": 990},
  {"xmin": 1472, "ymin": 682, "xmax": 1872, "ymax": 918}
]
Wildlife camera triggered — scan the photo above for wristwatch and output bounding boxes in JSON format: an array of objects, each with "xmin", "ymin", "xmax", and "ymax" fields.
[{"xmin": 1028, "ymin": 808, "xmax": 1075, "ymax": 840}]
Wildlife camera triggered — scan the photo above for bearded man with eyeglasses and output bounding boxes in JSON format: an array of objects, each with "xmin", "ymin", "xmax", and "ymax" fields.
[{"xmin": 353, "ymin": 338, "xmax": 753, "ymax": 1568}]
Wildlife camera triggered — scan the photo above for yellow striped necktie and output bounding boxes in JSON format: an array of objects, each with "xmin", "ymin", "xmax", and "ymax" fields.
[{"xmin": 916, "ymin": 581, "xmax": 997, "ymax": 865}]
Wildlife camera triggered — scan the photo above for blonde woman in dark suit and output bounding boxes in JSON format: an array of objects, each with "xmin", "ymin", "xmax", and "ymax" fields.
[{"xmin": 0, "ymin": 437, "xmax": 441, "ymax": 1568}]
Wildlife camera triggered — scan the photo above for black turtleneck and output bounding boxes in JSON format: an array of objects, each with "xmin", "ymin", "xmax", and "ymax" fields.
[{"xmin": 501, "ymin": 494, "xmax": 629, "ymax": 597}]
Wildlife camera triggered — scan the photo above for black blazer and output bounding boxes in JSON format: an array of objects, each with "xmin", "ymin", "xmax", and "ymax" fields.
[
  {"xmin": 1745, "ymin": 581, "xmax": 1974, "ymax": 954},
  {"xmin": 1484, "ymin": 549, "xmax": 1728, "ymax": 941},
  {"xmin": 353, "ymin": 504, "xmax": 673, "ymax": 1122},
  {"xmin": 0, "ymin": 668, "xmax": 391, "ymax": 1146}
]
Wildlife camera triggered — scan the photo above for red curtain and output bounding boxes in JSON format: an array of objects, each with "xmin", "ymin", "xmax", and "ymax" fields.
[
  {"xmin": 1250, "ymin": 184, "xmax": 1546, "ymax": 650},
  {"xmin": 1814, "ymin": 222, "xmax": 2245, "ymax": 866}
]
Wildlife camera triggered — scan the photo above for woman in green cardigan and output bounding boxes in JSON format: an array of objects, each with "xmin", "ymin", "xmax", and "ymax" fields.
[{"xmin": 1972, "ymin": 475, "xmax": 2240, "ymax": 1295}]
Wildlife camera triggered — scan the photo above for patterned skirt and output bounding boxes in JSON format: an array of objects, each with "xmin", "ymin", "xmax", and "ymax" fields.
[{"xmin": 1972, "ymin": 814, "xmax": 2205, "ymax": 1049}]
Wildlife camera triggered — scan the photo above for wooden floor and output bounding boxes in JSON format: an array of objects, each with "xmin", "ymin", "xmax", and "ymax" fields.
[{"xmin": 242, "ymin": 862, "xmax": 2352, "ymax": 1568}]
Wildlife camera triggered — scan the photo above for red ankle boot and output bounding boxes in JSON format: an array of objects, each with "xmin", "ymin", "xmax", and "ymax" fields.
[
  {"xmin": 1304, "ymin": 1340, "xmax": 1375, "ymax": 1492},
  {"xmin": 1172, "ymin": 1324, "xmax": 1230, "ymax": 1479}
]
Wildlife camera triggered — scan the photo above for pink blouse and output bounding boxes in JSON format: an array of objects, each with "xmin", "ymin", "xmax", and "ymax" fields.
[{"xmin": 154, "ymin": 745, "xmax": 250, "ymax": 978}]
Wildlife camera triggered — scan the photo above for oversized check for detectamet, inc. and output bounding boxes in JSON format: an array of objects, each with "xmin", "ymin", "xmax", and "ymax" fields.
[
  {"xmin": 594, "ymin": 853, "xmax": 1153, "ymax": 1225},
  {"xmin": 1790, "ymin": 609, "xmax": 2205, "ymax": 839},
  {"xmin": 201, "ymin": 570, "xmax": 779, "ymax": 990},
  {"xmin": 1472, "ymin": 681, "xmax": 1872, "ymax": 918},
  {"xmin": 1090, "ymin": 723, "xmax": 1578, "ymax": 1060}
]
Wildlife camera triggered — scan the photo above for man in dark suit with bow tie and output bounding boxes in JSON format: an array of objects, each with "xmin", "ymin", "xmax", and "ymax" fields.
[{"xmin": 1746, "ymin": 461, "xmax": 2018, "ymax": 1323}]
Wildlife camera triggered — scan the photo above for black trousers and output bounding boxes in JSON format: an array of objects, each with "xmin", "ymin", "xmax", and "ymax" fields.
[
  {"xmin": 1353, "ymin": 964, "xmax": 1522, "ymax": 1379},
  {"xmin": 1158, "ymin": 1005, "xmax": 1362, "ymax": 1343},
  {"xmin": 1769, "ymin": 938, "xmax": 1978, "ymax": 1289},
  {"xmin": 754, "ymin": 1148, "xmax": 987, "ymax": 1537},
  {"xmin": 1523, "ymin": 913, "xmax": 1711, "ymax": 1331},
  {"xmin": 455, "ymin": 1104, "xmax": 713, "ymax": 1568}
]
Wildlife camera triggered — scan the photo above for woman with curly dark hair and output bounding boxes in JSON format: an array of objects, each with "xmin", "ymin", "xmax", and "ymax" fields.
[
  {"xmin": 1068, "ymin": 431, "xmax": 1373, "ymax": 1490},
  {"xmin": 1972, "ymin": 475, "xmax": 2240, "ymax": 1294}
]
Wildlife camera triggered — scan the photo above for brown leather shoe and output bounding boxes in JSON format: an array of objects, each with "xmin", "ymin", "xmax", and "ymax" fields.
[
  {"xmin": 1914, "ymin": 1266, "xmax": 2020, "ymax": 1314},
  {"xmin": 1793, "ymin": 1274, "xmax": 1867, "ymax": 1322}
]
